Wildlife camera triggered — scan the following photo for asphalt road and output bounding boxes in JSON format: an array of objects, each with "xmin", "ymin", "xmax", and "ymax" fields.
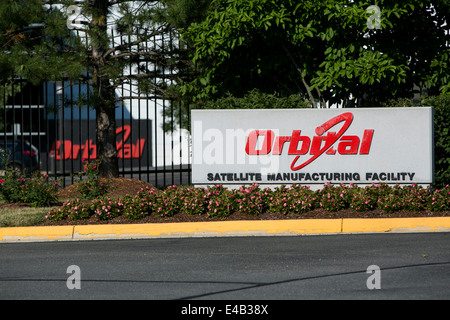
[{"xmin": 1, "ymin": 233, "xmax": 449, "ymax": 303}]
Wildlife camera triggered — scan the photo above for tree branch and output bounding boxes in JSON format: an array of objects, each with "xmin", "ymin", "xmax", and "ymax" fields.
[
  {"xmin": 109, "ymin": 50, "xmax": 161, "ymax": 59},
  {"xmin": 103, "ymin": 26, "xmax": 169, "ymax": 59},
  {"xmin": 115, "ymin": 95, "xmax": 161, "ymax": 102}
]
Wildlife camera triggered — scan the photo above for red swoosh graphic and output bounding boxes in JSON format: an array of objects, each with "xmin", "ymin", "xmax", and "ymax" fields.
[{"xmin": 290, "ymin": 112, "xmax": 353, "ymax": 171}]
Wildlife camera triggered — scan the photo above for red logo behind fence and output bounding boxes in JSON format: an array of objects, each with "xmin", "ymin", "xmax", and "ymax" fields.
[{"xmin": 50, "ymin": 125, "xmax": 146, "ymax": 160}]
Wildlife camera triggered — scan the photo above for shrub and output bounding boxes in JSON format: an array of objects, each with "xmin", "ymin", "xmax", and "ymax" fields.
[
  {"xmin": 268, "ymin": 185, "xmax": 316, "ymax": 215},
  {"xmin": 46, "ymin": 198, "xmax": 93, "ymax": 221},
  {"xmin": 44, "ymin": 182, "xmax": 450, "ymax": 223},
  {"xmin": 46, "ymin": 204, "xmax": 69, "ymax": 222},
  {"xmin": 180, "ymin": 186, "xmax": 207, "ymax": 215},
  {"xmin": 350, "ymin": 186, "xmax": 378, "ymax": 212},
  {"xmin": 76, "ymin": 159, "xmax": 110, "ymax": 199},
  {"xmin": 401, "ymin": 184, "xmax": 429, "ymax": 212},
  {"xmin": 20, "ymin": 171, "xmax": 60, "ymax": 207},
  {"xmin": 154, "ymin": 185, "xmax": 182, "ymax": 217},
  {"xmin": 0, "ymin": 169, "xmax": 26, "ymax": 203},
  {"xmin": 267, "ymin": 185, "xmax": 291, "ymax": 215},
  {"xmin": 122, "ymin": 186, "xmax": 157, "ymax": 219},
  {"xmin": 317, "ymin": 183, "xmax": 352, "ymax": 212},
  {"xmin": 93, "ymin": 197, "xmax": 124, "ymax": 220},
  {"xmin": 66, "ymin": 199, "xmax": 94, "ymax": 220},
  {"xmin": 288, "ymin": 184, "xmax": 316, "ymax": 214},
  {"xmin": 204, "ymin": 185, "xmax": 235, "ymax": 218},
  {"xmin": 426, "ymin": 185, "xmax": 450, "ymax": 212},
  {"xmin": 202, "ymin": 89, "xmax": 311, "ymax": 110},
  {"xmin": 0, "ymin": 169, "xmax": 60, "ymax": 207},
  {"xmin": 234, "ymin": 183, "xmax": 269, "ymax": 215},
  {"xmin": 378, "ymin": 193, "xmax": 404, "ymax": 213}
]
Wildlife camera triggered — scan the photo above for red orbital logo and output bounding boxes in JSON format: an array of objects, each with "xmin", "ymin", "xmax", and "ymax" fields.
[{"xmin": 245, "ymin": 112, "xmax": 374, "ymax": 171}]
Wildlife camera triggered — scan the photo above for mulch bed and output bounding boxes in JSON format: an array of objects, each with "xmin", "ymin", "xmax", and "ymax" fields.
[{"xmin": 0, "ymin": 177, "xmax": 448, "ymax": 226}]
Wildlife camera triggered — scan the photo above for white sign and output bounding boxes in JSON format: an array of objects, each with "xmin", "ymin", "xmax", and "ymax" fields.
[{"xmin": 191, "ymin": 108, "xmax": 434, "ymax": 187}]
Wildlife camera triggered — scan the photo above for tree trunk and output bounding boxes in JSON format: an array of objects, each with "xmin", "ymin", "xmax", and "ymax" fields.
[
  {"xmin": 96, "ymin": 94, "xmax": 118, "ymax": 178},
  {"xmin": 91, "ymin": 0, "xmax": 119, "ymax": 178}
]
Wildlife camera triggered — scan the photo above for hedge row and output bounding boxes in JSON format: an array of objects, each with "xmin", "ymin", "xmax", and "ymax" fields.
[{"xmin": 46, "ymin": 183, "xmax": 450, "ymax": 222}]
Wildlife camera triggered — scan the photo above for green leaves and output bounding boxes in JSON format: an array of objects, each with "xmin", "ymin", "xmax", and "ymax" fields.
[{"xmin": 179, "ymin": 0, "xmax": 449, "ymax": 106}]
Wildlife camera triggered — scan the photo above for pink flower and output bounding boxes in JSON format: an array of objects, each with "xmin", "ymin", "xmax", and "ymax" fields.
[{"xmin": 0, "ymin": 179, "xmax": 5, "ymax": 184}]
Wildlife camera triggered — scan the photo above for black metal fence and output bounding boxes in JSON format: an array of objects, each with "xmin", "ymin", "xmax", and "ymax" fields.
[{"xmin": 1, "ymin": 77, "xmax": 192, "ymax": 188}]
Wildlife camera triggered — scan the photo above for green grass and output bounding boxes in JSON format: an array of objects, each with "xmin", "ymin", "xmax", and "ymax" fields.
[{"xmin": 0, "ymin": 206, "xmax": 55, "ymax": 227}]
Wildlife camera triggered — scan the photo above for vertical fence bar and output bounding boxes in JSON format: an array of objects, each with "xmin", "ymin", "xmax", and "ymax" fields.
[
  {"xmin": 69, "ymin": 81, "xmax": 73, "ymax": 184},
  {"xmin": 28, "ymin": 80, "xmax": 33, "ymax": 174},
  {"xmin": 137, "ymin": 31, "xmax": 142, "ymax": 182},
  {"xmin": 61, "ymin": 81, "xmax": 66, "ymax": 186},
  {"xmin": 37, "ymin": 81, "xmax": 42, "ymax": 176},
  {"xmin": 2, "ymin": 81, "xmax": 6, "ymax": 165},
  {"xmin": 44, "ymin": 81, "xmax": 50, "ymax": 177},
  {"xmin": 153, "ymin": 33, "xmax": 159, "ymax": 187},
  {"xmin": 87, "ymin": 73, "xmax": 91, "ymax": 164},
  {"xmin": 19, "ymin": 79, "xmax": 24, "ymax": 172},
  {"xmin": 52, "ymin": 81, "xmax": 58, "ymax": 182},
  {"xmin": 162, "ymin": 33, "xmax": 167, "ymax": 187},
  {"xmin": 128, "ymin": 34, "xmax": 133, "ymax": 181},
  {"xmin": 78, "ymin": 79, "xmax": 82, "ymax": 177},
  {"xmin": 145, "ymin": 32, "xmax": 150, "ymax": 184},
  {"xmin": 11, "ymin": 79, "xmax": 16, "ymax": 170},
  {"xmin": 169, "ymin": 32, "xmax": 175, "ymax": 186},
  {"xmin": 120, "ymin": 30, "xmax": 125, "ymax": 177},
  {"xmin": 188, "ymin": 102, "xmax": 191, "ymax": 185}
]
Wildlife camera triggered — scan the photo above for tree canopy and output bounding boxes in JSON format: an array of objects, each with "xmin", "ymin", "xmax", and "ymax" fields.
[{"xmin": 179, "ymin": 0, "xmax": 450, "ymax": 107}]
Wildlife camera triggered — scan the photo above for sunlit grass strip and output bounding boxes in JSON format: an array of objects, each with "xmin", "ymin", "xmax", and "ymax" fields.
[{"xmin": 0, "ymin": 207, "xmax": 55, "ymax": 227}]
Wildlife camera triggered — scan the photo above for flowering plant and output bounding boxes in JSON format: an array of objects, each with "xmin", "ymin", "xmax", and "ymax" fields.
[
  {"xmin": 267, "ymin": 184, "xmax": 316, "ymax": 215},
  {"xmin": 204, "ymin": 185, "xmax": 235, "ymax": 217},
  {"xmin": 46, "ymin": 198, "xmax": 93, "ymax": 221},
  {"xmin": 401, "ymin": 184, "xmax": 428, "ymax": 212},
  {"xmin": 154, "ymin": 185, "xmax": 182, "ymax": 217},
  {"xmin": 93, "ymin": 197, "xmax": 124, "ymax": 220},
  {"xmin": 317, "ymin": 183, "xmax": 352, "ymax": 212},
  {"xmin": 180, "ymin": 186, "xmax": 207, "ymax": 215},
  {"xmin": 235, "ymin": 183, "xmax": 269, "ymax": 215},
  {"xmin": 45, "ymin": 182, "xmax": 450, "ymax": 223},
  {"xmin": 267, "ymin": 185, "xmax": 291, "ymax": 215},
  {"xmin": 0, "ymin": 165, "xmax": 60, "ymax": 207},
  {"xmin": 350, "ymin": 186, "xmax": 377, "ymax": 212},
  {"xmin": 122, "ymin": 186, "xmax": 157, "ymax": 219},
  {"xmin": 76, "ymin": 159, "xmax": 109, "ymax": 199},
  {"xmin": 0, "ymin": 168, "xmax": 26, "ymax": 203},
  {"xmin": 207, "ymin": 191, "xmax": 235, "ymax": 217},
  {"xmin": 288, "ymin": 184, "xmax": 317, "ymax": 214},
  {"xmin": 378, "ymin": 193, "xmax": 404, "ymax": 213},
  {"xmin": 20, "ymin": 171, "xmax": 60, "ymax": 207},
  {"xmin": 426, "ymin": 185, "xmax": 449, "ymax": 212}
]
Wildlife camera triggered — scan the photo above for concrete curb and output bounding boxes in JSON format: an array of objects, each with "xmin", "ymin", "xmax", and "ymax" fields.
[{"xmin": 1, "ymin": 217, "xmax": 450, "ymax": 242}]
